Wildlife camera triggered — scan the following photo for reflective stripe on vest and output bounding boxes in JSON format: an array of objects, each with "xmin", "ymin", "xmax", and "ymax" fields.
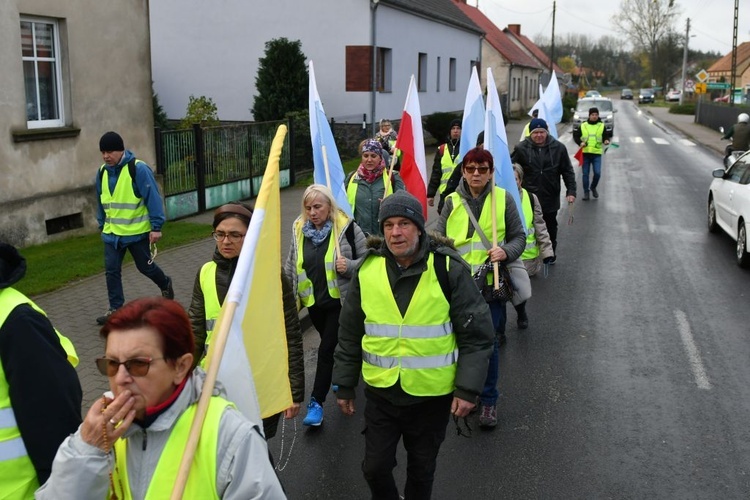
[
  {"xmin": 0, "ymin": 287, "xmax": 79, "ymax": 499},
  {"xmin": 438, "ymin": 146, "xmax": 460, "ymax": 193},
  {"xmin": 520, "ymin": 189, "xmax": 540, "ymax": 260},
  {"xmin": 445, "ymin": 188, "xmax": 507, "ymax": 274},
  {"xmin": 346, "ymin": 171, "xmax": 394, "ymax": 213},
  {"xmin": 359, "ymin": 253, "xmax": 456, "ymax": 397},
  {"xmin": 100, "ymin": 161, "xmax": 152, "ymax": 235},
  {"xmin": 580, "ymin": 121, "xmax": 605, "ymax": 155},
  {"xmin": 199, "ymin": 262, "xmax": 221, "ymax": 368},
  {"xmin": 112, "ymin": 396, "xmax": 231, "ymax": 499},
  {"xmin": 293, "ymin": 213, "xmax": 346, "ymax": 307}
]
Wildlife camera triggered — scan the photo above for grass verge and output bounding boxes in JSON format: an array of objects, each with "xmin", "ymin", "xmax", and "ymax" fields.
[{"xmin": 16, "ymin": 221, "xmax": 212, "ymax": 297}]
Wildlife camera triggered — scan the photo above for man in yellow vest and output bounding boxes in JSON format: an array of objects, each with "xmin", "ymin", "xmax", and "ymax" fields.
[
  {"xmin": 573, "ymin": 107, "xmax": 611, "ymax": 200},
  {"xmin": 427, "ymin": 118, "xmax": 462, "ymax": 214},
  {"xmin": 95, "ymin": 131, "xmax": 174, "ymax": 325},
  {"xmin": 0, "ymin": 243, "xmax": 81, "ymax": 499},
  {"xmin": 333, "ymin": 191, "xmax": 494, "ymax": 499}
]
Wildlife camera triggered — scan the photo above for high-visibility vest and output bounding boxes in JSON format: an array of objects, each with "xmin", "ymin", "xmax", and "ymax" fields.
[
  {"xmin": 445, "ymin": 187, "xmax": 507, "ymax": 275},
  {"xmin": 358, "ymin": 253, "xmax": 457, "ymax": 396},
  {"xmin": 520, "ymin": 189, "xmax": 539, "ymax": 261},
  {"xmin": 198, "ymin": 262, "xmax": 221, "ymax": 368},
  {"xmin": 438, "ymin": 145, "xmax": 460, "ymax": 194},
  {"xmin": 111, "ymin": 396, "xmax": 232, "ymax": 499},
  {"xmin": 346, "ymin": 171, "xmax": 394, "ymax": 212},
  {"xmin": 99, "ymin": 161, "xmax": 152, "ymax": 235},
  {"xmin": 293, "ymin": 212, "xmax": 347, "ymax": 307},
  {"xmin": 0, "ymin": 287, "xmax": 78, "ymax": 500},
  {"xmin": 580, "ymin": 121, "xmax": 605, "ymax": 155}
]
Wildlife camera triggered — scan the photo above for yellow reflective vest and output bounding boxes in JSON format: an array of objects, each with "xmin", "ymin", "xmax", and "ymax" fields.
[
  {"xmin": 292, "ymin": 212, "xmax": 346, "ymax": 307},
  {"xmin": 99, "ymin": 161, "xmax": 152, "ymax": 236},
  {"xmin": 358, "ymin": 253, "xmax": 457, "ymax": 396},
  {"xmin": 111, "ymin": 396, "xmax": 231, "ymax": 499},
  {"xmin": 198, "ymin": 262, "xmax": 221, "ymax": 368},
  {"xmin": 0, "ymin": 287, "xmax": 78, "ymax": 500},
  {"xmin": 520, "ymin": 189, "xmax": 539, "ymax": 261},
  {"xmin": 438, "ymin": 145, "xmax": 460, "ymax": 194},
  {"xmin": 346, "ymin": 171, "xmax": 394, "ymax": 212},
  {"xmin": 580, "ymin": 121, "xmax": 605, "ymax": 155}
]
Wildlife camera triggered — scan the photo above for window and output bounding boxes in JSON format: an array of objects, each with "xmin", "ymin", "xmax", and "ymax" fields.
[
  {"xmin": 21, "ymin": 17, "xmax": 64, "ymax": 128},
  {"xmin": 436, "ymin": 57, "xmax": 441, "ymax": 92},
  {"xmin": 377, "ymin": 47, "xmax": 392, "ymax": 93},
  {"xmin": 449, "ymin": 58, "xmax": 457, "ymax": 91},
  {"xmin": 417, "ymin": 53, "xmax": 427, "ymax": 92}
]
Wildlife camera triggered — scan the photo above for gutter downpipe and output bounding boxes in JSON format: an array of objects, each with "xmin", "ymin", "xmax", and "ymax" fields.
[{"xmin": 370, "ymin": 0, "xmax": 380, "ymax": 136}]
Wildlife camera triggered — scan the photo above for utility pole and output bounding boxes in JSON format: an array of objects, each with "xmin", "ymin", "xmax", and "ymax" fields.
[
  {"xmin": 549, "ymin": 1, "xmax": 556, "ymax": 78},
  {"xmin": 679, "ymin": 18, "xmax": 689, "ymax": 106},
  {"xmin": 729, "ymin": 0, "xmax": 738, "ymax": 107}
]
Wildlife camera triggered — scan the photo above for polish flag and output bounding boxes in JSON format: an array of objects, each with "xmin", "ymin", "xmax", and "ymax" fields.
[{"xmin": 395, "ymin": 75, "xmax": 428, "ymax": 219}]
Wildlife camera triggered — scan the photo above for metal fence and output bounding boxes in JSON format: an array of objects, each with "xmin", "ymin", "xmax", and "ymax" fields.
[{"xmin": 696, "ymin": 100, "xmax": 750, "ymax": 133}]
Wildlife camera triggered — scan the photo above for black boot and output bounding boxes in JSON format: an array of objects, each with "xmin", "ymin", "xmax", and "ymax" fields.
[{"xmin": 515, "ymin": 301, "xmax": 529, "ymax": 330}]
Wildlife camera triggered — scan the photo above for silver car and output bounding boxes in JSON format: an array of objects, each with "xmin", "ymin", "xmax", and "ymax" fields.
[{"xmin": 571, "ymin": 97, "xmax": 616, "ymax": 134}]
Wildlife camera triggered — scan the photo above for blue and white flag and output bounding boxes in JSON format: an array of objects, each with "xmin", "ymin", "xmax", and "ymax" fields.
[
  {"xmin": 309, "ymin": 61, "xmax": 352, "ymax": 216},
  {"xmin": 533, "ymin": 72, "xmax": 563, "ymax": 139},
  {"xmin": 485, "ymin": 67, "xmax": 527, "ymax": 232},
  {"xmin": 459, "ymin": 66, "xmax": 485, "ymax": 161}
]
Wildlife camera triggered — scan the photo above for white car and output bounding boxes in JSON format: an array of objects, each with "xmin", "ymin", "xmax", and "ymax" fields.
[
  {"xmin": 708, "ymin": 151, "xmax": 750, "ymax": 267},
  {"xmin": 666, "ymin": 89, "xmax": 682, "ymax": 102}
]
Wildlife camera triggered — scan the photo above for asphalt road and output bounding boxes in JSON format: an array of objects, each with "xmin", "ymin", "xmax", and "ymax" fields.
[{"xmin": 270, "ymin": 103, "xmax": 750, "ymax": 499}]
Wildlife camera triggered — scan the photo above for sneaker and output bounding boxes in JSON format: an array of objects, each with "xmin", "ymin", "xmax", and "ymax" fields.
[
  {"xmin": 592, "ymin": 188, "xmax": 599, "ymax": 198},
  {"xmin": 302, "ymin": 398, "xmax": 323, "ymax": 426},
  {"xmin": 548, "ymin": 255, "xmax": 556, "ymax": 265},
  {"xmin": 96, "ymin": 308, "xmax": 117, "ymax": 326},
  {"xmin": 582, "ymin": 191, "xmax": 590, "ymax": 201},
  {"xmin": 161, "ymin": 276, "xmax": 174, "ymax": 300},
  {"xmin": 478, "ymin": 404, "xmax": 497, "ymax": 428}
]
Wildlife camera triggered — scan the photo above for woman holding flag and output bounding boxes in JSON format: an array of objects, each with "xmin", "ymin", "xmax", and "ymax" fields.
[
  {"xmin": 345, "ymin": 139, "xmax": 405, "ymax": 236},
  {"xmin": 436, "ymin": 147, "xmax": 525, "ymax": 429},
  {"xmin": 285, "ymin": 184, "xmax": 367, "ymax": 427},
  {"xmin": 188, "ymin": 202, "xmax": 304, "ymax": 440}
]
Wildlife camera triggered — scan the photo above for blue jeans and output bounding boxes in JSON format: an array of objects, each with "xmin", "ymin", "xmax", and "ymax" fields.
[
  {"xmin": 582, "ymin": 153, "xmax": 602, "ymax": 193},
  {"xmin": 481, "ymin": 300, "xmax": 506, "ymax": 406},
  {"xmin": 104, "ymin": 237, "xmax": 168, "ymax": 309}
]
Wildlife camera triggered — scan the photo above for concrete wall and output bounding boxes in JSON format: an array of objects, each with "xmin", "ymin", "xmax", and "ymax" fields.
[{"xmin": 1, "ymin": 0, "xmax": 154, "ymax": 247}]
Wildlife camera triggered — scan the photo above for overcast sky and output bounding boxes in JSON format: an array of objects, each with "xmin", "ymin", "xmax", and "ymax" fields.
[{"xmin": 476, "ymin": 0, "xmax": 749, "ymax": 55}]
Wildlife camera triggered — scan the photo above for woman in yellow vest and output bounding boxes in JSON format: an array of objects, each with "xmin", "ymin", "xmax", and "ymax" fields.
[
  {"xmin": 436, "ymin": 148, "xmax": 526, "ymax": 429},
  {"xmin": 37, "ymin": 297, "xmax": 284, "ymax": 498},
  {"xmin": 345, "ymin": 139, "xmax": 405, "ymax": 236},
  {"xmin": 284, "ymin": 184, "xmax": 367, "ymax": 426},
  {"xmin": 188, "ymin": 202, "xmax": 304, "ymax": 440},
  {"xmin": 511, "ymin": 164, "xmax": 554, "ymax": 330}
]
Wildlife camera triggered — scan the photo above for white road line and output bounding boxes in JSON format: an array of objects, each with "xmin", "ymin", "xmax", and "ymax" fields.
[
  {"xmin": 646, "ymin": 215, "xmax": 657, "ymax": 233},
  {"xmin": 630, "ymin": 137, "xmax": 644, "ymax": 143},
  {"xmin": 652, "ymin": 138, "xmax": 670, "ymax": 145},
  {"xmin": 674, "ymin": 309, "xmax": 711, "ymax": 390},
  {"xmin": 679, "ymin": 139, "xmax": 696, "ymax": 146}
]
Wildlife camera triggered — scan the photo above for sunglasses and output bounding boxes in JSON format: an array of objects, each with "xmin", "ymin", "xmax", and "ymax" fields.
[
  {"xmin": 463, "ymin": 165, "xmax": 491, "ymax": 174},
  {"xmin": 95, "ymin": 357, "xmax": 165, "ymax": 377}
]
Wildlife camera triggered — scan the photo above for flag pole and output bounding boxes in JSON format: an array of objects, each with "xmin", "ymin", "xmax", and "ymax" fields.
[
  {"xmin": 322, "ymin": 144, "xmax": 342, "ymax": 255},
  {"xmin": 490, "ymin": 185, "xmax": 500, "ymax": 290},
  {"xmin": 382, "ymin": 149, "xmax": 398, "ymax": 198},
  {"xmin": 170, "ymin": 124, "xmax": 288, "ymax": 499}
]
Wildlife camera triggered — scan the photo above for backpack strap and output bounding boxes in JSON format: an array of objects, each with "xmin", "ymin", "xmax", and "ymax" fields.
[
  {"xmin": 433, "ymin": 252, "xmax": 452, "ymax": 303},
  {"xmin": 438, "ymin": 143, "xmax": 445, "ymax": 157}
]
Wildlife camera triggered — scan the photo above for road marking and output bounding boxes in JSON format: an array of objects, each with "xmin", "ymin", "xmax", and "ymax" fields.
[
  {"xmin": 646, "ymin": 215, "xmax": 657, "ymax": 233},
  {"xmin": 674, "ymin": 309, "xmax": 711, "ymax": 390},
  {"xmin": 630, "ymin": 137, "xmax": 644, "ymax": 143},
  {"xmin": 679, "ymin": 139, "xmax": 696, "ymax": 146},
  {"xmin": 652, "ymin": 138, "xmax": 670, "ymax": 145}
]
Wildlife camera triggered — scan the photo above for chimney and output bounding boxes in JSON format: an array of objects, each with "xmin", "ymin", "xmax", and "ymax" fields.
[{"xmin": 507, "ymin": 24, "xmax": 521, "ymax": 35}]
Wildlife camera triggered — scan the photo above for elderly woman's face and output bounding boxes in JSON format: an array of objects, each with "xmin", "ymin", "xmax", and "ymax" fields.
[
  {"xmin": 305, "ymin": 194, "xmax": 331, "ymax": 229},
  {"xmin": 215, "ymin": 217, "xmax": 247, "ymax": 260},
  {"xmin": 380, "ymin": 123, "xmax": 391, "ymax": 134},
  {"xmin": 105, "ymin": 326, "xmax": 190, "ymax": 419},
  {"xmin": 361, "ymin": 151, "xmax": 381, "ymax": 171}
]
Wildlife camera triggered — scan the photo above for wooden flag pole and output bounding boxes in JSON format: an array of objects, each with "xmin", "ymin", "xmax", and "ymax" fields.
[
  {"xmin": 382, "ymin": 148, "xmax": 399, "ymax": 199},
  {"xmin": 490, "ymin": 184, "xmax": 500, "ymax": 290},
  {"xmin": 321, "ymin": 144, "xmax": 341, "ymax": 256}
]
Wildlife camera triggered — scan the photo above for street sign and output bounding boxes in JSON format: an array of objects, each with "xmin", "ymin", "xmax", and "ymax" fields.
[
  {"xmin": 696, "ymin": 69, "xmax": 709, "ymax": 83},
  {"xmin": 694, "ymin": 82, "xmax": 707, "ymax": 94},
  {"xmin": 685, "ymin": 79, "xmax": 695, "ymax": 89},
  {"xmin": 706, "ymin": 82, "xmax": 731, "ymax": 90}
]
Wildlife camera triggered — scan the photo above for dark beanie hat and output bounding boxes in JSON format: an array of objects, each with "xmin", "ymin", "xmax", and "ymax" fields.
[
  {"xmin": 529, "ymin": 118, "xmax": 548, "ymax": 132},
  {"xmin": 378, "ymin": 191, "xmax": 425, "ymax": 234},
  {"xmin": 589, "ymin": 107, "xmax": 599, "ymax": 115},
  {"xmin": 99, "ymin": 131, "xmax": 124, "ymax": 152},
  {"xmin": 449, "ymin": 118, "xmax": 462, "ymax": 129},
  {"xmin": 476, "ymin": 131, "xmax": 485, "ymax": 147}
]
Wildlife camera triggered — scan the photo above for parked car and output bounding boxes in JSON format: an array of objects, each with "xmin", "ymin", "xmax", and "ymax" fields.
[
  {"xmin": 639, "ymin": 88, "xmax": 655, "ymax": 103},
  {"xmin": 666, "ymin": 89, "xmax": 682, "ymax": 102},
  {"xmin": 621, "ymin": 88, "xmax": 633, "ymax": 100},
  {"xmin": 707, "ymin": 151, "xmax": 750, "ymax": 267},
  {"xmin": 714, "ymin": 94, "xmax": 730, "ymax": 103},
  {"xmin": 585, "ymin": 90, "xmax": 602, "ymax": 98},
  {"xmin": 571, "ymin": 97, "xmax": 616, "ymax": 133}
]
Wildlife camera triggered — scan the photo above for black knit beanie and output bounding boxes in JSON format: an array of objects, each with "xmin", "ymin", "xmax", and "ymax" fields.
[
  {"xmin": 99, "ymin": 131, "xmax": 125, "ymax": 152},
  {"xmin": 378, "ymin": 191, "xmax": 425, "ymax": 234}
]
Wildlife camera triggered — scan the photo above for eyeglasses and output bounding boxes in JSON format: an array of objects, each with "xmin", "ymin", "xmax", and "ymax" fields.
[
  {"xmin": 463, "ymin": 165, "xmax": 490, "ymax": 174},
  {"xmin": 212, "ymin": 231, "xmax": 245, "ymax": 242},
  {"xmin": 95, "ymin": 357, "xmax": 165, "ymax": 377}
]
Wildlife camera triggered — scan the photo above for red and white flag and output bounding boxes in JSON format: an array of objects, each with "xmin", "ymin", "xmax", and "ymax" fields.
[{"xmin": 395, "ymin": 75, "xmax": 428, "ymax": 219}]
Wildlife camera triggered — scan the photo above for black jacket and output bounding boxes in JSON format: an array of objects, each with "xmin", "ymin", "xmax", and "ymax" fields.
[
  {"xmin": 572, "ymin": 118, "xmax": 613, "ymax": 149},
  {"xmin": 0, "ymin": 244, "xmax": 82, "ymax": 485},
  {"xmin": 511, "ymin": 135, "xmax": 577, "ymax": 212}
]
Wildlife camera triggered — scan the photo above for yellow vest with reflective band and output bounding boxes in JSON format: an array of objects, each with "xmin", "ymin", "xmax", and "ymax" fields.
[
  {"xmin": 346, "ymin": 171, "xmax": 394, "ymax": 212},
  {"xmin": 438, "ymin": 145, "xmax": 460, "ymax": 194},
  {"xmin": 100, "ymin": 161, "xmax": 152, "ymax": 236},
  {"xmin": 111, "ymin": 395, "xmax": 232, "ymax": 500},
  {"xmin": 198, "ymin": 262, "xmax": 221, "ymax": 368},
  {"xmin": 293, "ymin": 212, "xmax": 347, "ymax": 307},
  {"xmin": 580, "ymin": 121, "xmax": 605, "ymax": 155},
  {"xmin": 522, "ymin": 122, "xmax": 531, "ymax": 137},
  {"xmin": 445, "ymin": 187, "xmax": 506, "ymax": 275},
  {"xmin": 0, "ymin": 287, "xmax": 79, "ymax": 500},
  {"xmin": 359, "ymin": 253, "xmax": 457, "ymax": 396},
  {"xmin": 520, "ymin": 189, "xmax": 539, "ymax": 261}
]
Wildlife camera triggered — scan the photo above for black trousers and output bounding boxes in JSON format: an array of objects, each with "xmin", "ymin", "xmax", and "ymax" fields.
[
  {"xmin": 362, "ymin": 391, "xmax": 452, "ymax": 500},
  {"xmin": 542, "ymin": 210, "xmax": 559, "ymax": 253},
  {"xmin": 308, "ymin": 303, "xmax": 342, "ymax": 403}
]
